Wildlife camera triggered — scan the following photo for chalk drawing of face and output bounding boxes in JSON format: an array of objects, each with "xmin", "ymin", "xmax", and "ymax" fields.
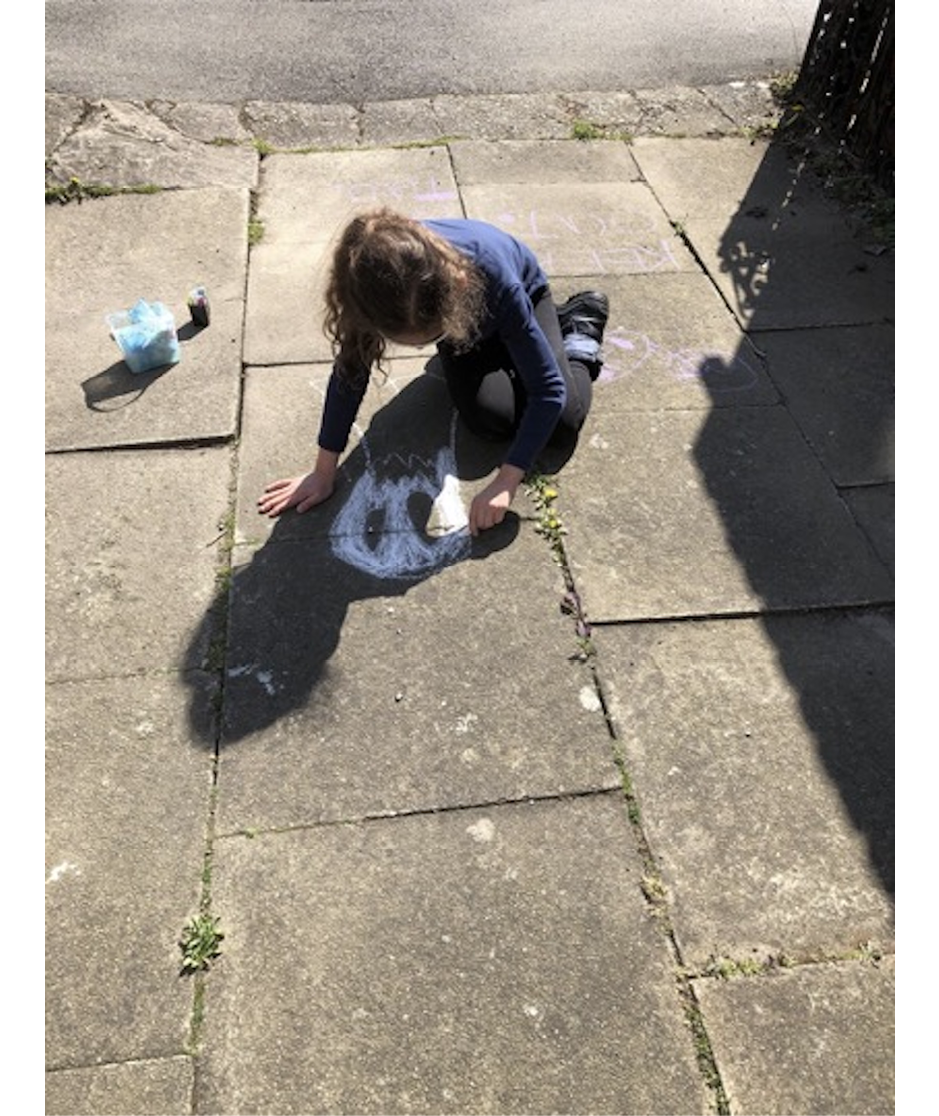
[{"xmin": 329, "ymin": 411, "xmax": 471, "ymax": 580}]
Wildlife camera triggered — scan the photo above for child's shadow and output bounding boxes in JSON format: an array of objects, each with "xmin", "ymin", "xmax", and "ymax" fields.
[{"xmin": 185, "ymin": 367, "xmax": 521, "ymax": 749}]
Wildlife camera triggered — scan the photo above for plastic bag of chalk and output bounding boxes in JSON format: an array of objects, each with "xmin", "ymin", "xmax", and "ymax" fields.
[{"xmin": 106, "ymin": 299, "xmax": 181, "ymax": 374}]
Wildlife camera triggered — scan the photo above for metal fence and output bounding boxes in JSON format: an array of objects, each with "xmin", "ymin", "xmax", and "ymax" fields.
[{"xmin": 794, "ymin": 0, "xmax": 894, "ymax": 189}]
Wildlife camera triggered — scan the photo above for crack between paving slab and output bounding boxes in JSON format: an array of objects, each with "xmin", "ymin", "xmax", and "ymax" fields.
[
  {"xmin": 588, "ymin": 598, "xmax": 895, "ymax": 627},
  {"xmin": 213, "ymin": 786, "xmax": 625, "ymax": 841},
  {"xmin": 522, "ymin": 473, "xmax": 732, "ymax": 1113},
  {"xmin": 697, "ymin": 87, "xmax": 744, "ymax": 133},
  {"xmin": 182, "ymin": 289, "xmax": 249, "ymax": 1078},
  {"xmin": 596, "ymin": 672, "xmax": 732, "ymax": 1114},
  {"xmin": 46, "ymin": 1052, "xmax": 194, "ymax": 1076},
  {"xmin": 443, "ymin": 141, "xmax": 468, "ymax": 217},
  {"xmin": 181, "ymin": 454, "xmax": 239, "ymax": 1069},
  {"xmin": 45, "ymin": 436, "xmax": 234, "ymax": 457},
  {"xmin": 631, "ymin": 168, "xmax": 747, "ymax": 333},
  {"xmin": 428, "ymin": 98, "xmax": 447, "ymax": 140},
  {"xmin": 671, "ymin": 218, "xmax": 742, "ymax": 324}
]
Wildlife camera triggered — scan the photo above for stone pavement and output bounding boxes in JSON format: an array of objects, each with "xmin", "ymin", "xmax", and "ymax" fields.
[{"xmin": 45, "ymin": 84, "xmax": 895, "ymax": 1115}]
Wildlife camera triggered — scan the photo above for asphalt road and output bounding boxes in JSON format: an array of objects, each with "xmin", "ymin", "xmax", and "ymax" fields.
[{"xmin": 45, "ymin": 0, "xmax": 820, "ymax": 104}]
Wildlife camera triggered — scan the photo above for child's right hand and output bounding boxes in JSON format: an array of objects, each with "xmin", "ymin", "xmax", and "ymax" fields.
[{"xmin": 257, "ymin": 470, "xmax": 334, "ymax": 518}]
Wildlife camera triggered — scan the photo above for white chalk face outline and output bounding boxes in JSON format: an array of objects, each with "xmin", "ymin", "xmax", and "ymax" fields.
[
  {"xmin": 329, "ymin": 408, "xmax": 471, "ymax": 581},
  {"xmin": 325, "ymin": 312, "xmax": 762, "ymax": 582}
]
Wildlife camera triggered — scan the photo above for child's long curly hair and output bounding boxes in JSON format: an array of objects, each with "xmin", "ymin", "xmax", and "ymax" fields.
[{"xmin": 324, "ymin": 208, "xmax": 486, "ymax": 386}]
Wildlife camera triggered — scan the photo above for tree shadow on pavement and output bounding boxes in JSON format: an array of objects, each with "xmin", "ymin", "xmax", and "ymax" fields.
[{"xmin": 689, "ymin": 134, "xmax": 894, "ymax": 897}]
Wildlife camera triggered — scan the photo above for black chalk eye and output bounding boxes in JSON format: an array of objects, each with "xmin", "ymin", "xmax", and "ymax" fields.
[
  {"xmin": 407, "ymin": 490, "xmax": 433, "ymax": 529},
  {"xmin": 364, "ymin": 506, "xmax": 385, "ymax": 543}
]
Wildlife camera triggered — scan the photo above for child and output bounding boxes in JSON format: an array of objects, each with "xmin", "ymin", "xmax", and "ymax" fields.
[{"xmin": 257, "ymin": 207, "xmax": 609, "ymax": 535}]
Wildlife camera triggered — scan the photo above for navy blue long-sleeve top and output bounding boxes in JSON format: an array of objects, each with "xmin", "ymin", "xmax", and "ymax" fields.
[{"xmin": 317, "ymin": 218, "xmax": 564, "ymax": 473}]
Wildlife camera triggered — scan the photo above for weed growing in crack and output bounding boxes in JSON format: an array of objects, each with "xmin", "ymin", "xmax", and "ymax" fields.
[
  {"xmin": 569, "ymin": 118, "xmax": 632, "ymax": 143},
  {"xmin": 179, "ymin": 913, "xmax": 225, "ymax": 975},
  {"xmin": 45, "ymin": 177, "xmax": 161, "ymax": 205},
  {"xmin": 526, "ymin": 474, "xmax": 565, "ymax": 554},
  {"xmin": 571, "ymin": 119, "xmax": 604, "ymax": 140},
  {"xmin": 702, "ymin": 955, "xmax": 764, "ymax": 980},
  {"xmin": 640, "ymin": 873, "xmax": 670, "ymax": 910},
  {"xmin": 248, "ymin": 216, "xmax": 265, "ymax": 246},
  {"xmin": 525, "ymin": 473, "xmax": 596, "ymax": 662}
]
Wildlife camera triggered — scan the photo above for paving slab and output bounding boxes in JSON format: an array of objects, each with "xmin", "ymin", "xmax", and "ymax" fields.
[
  {"xmin": 45, "ymin": 674, "xmax": 216, "ymax": 1067},
  {"xmin": 693, "ymin": 957, "xmax": 895, "ymax": 1115},
  {"xmin": 629, "ymin": 137, "xmax": 894, "ymax": 329},
  {"xmin": 598, "ymin": 85, "xmax": 737, "ymax": 137},
  {"xmin": 359, "ymin": 98, "xmax": 446, "ymax": 147},
  {"xmin": 249, "ymin": 145, "xmax": 461, "ymax": 247},
  {"xmin": 587, "ymin": 272, "xmax": 778, "ymax": 409},
  {"xmin": 557, "ymin": 405, "xmax": 894, "ymax": 621},
  {"xmin": 245, "ymin": 147, "xmax": 461, "ymax": 364},
  {"xmin": 697, "ymin": 80, "xmax": 781, "ymax": 133},
  {"xmin": 45, "ymin": 447, "xmax": 233, "ymax": 681},
  {"xmin": 46, "ymin": 188, "xmax": 248, "ymax": 451},
  {"xmin": 196, "ymin": 796, "xmax": 708, "ymax": 1115},
  {"xmin": 631, "ymin": 136, "xmax": 808, "ymax": 225},
  {"xmin": 149, "ymin": 99, "xmax": 253, "ymax": 145},
  {"xmin": 760, "ymin": 324, "xmax": 895, "ymax": 485},
  {"xmin": 46, "ymin": 99, "xmax": 258, "ymax": 190},
  {"xmin": 553, "ymin": 91, "xmax": 643, "ymax": 135},
  {"xmin": 430, "ymin": 92, "xmax": 573, "ymax": 141},
  {"xmin": 448, "ymin": 138, "xmax": 642, "ymax": 185},
  {"xmin": 203, "ymin": 520, "xmax": 618, "ymax": 831},
  {"xmin": 462, "ymin": 180, "xmax": 698, "ymax": 277},
  {"xmin": 561, "ymin": 86, "xmax": 740, "ymax": 138},
  {"xmin": 594, "ymin": 611, "xmax": 895, "ymax": 966},
  {"xmin": 46, "ymin": 1056, "xmax": 195, "ymax": 1116},
  {"xmin": 242, "ymin": 100, "xmax": 360, "ymax": 149}
]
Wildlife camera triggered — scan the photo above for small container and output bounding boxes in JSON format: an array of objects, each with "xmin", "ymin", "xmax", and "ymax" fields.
[
  {"xmin": 106, "ymin": 300, "xmax": 181, "ymax": 374},
  {"xmin": 187, "ymin": 285, "xmax": 210, "ymax": 328}
]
